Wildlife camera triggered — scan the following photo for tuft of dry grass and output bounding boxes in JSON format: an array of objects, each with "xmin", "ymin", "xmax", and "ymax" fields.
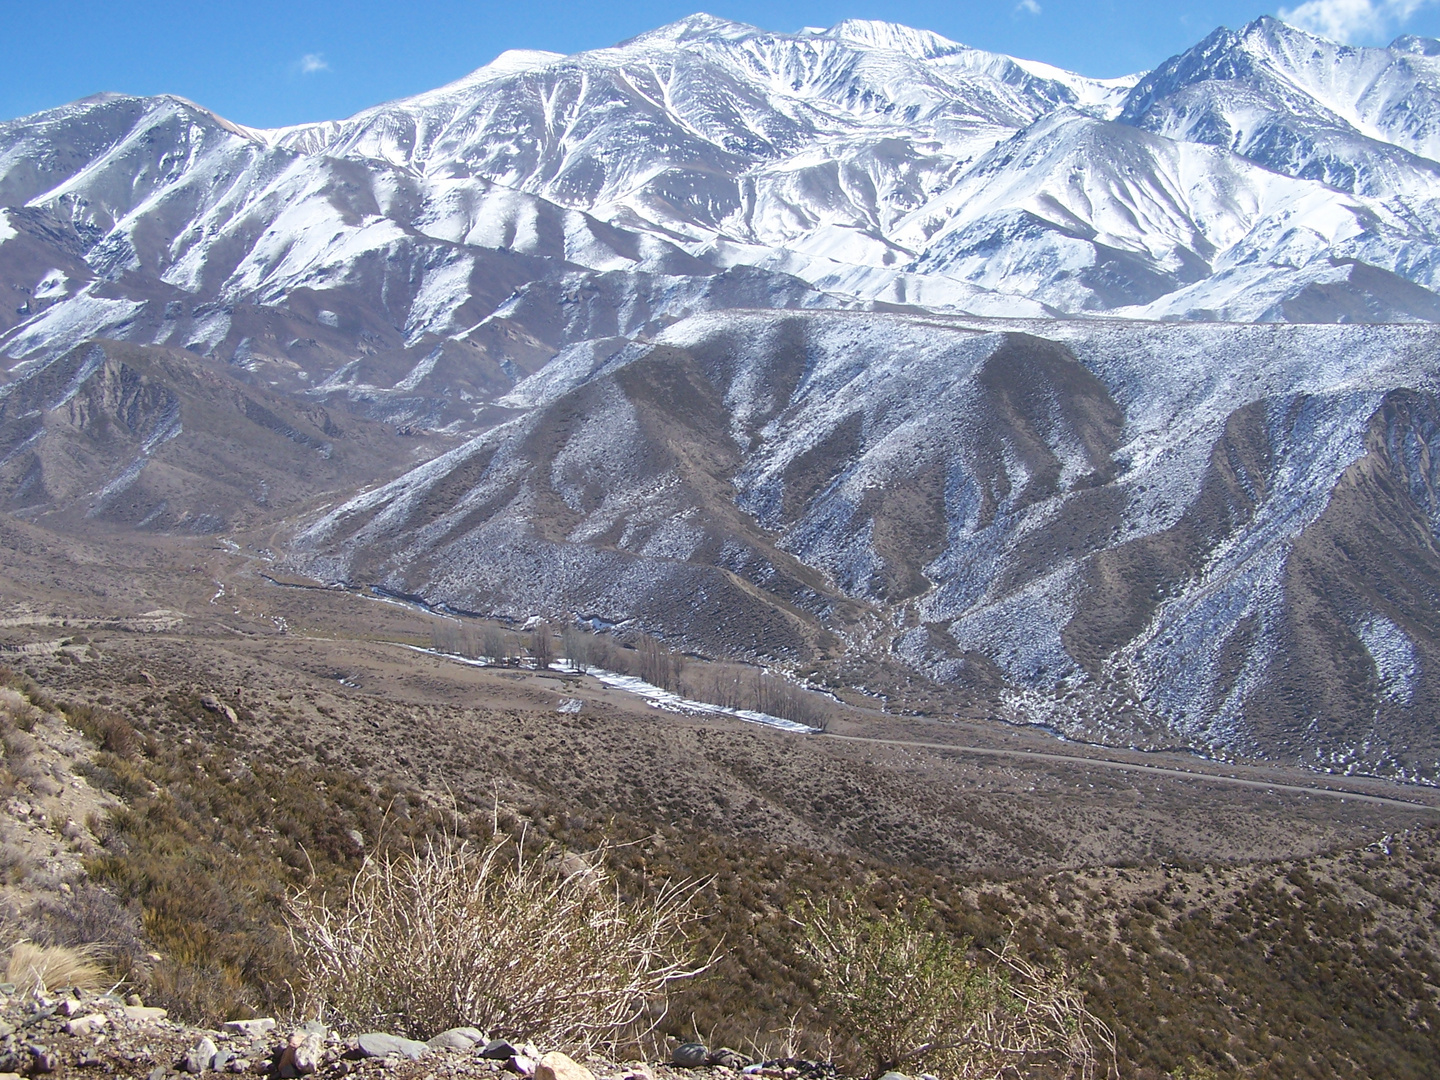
[
  {"xmin": 4, "ymin": 941, "xmax": 107, "ymax": 995},
  {"xmin": 287, "ymin": 834, "xmax": 709, "ymax": 1051}
]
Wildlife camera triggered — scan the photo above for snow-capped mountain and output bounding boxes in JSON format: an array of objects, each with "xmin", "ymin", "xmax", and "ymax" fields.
[
  {"xmin": 1122, "ymin": 17, "xmax": 1440, "ymax": 187},
  {"xmin": 7, "ymin": 10, "xmax": 1440, "ymax": 371},
  {"xmin": 7, "ymin": 14, "xmax": 1440, "ymax": 779}
]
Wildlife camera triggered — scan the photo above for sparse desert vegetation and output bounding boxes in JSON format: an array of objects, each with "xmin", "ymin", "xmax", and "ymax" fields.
[
  {"xmin": 796, "ymin": 896, "xmax": 1112, "ymax": 1079},
  {"xmin": 0, "ymin": 526, "xmax": 1435, "ymax": 1078},
  {"xmin": 0, "ymin": 606, "xmax": 1433, "ymax": 1079}
]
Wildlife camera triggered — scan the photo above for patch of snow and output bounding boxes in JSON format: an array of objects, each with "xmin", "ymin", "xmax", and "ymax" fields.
[
  {"xmin": 1355, "ymin": 614, "xmax": 1419, "ymax": 705},
  {"xmin": 394, "ymin": 346, "xmax": 444, "ymax": 392},
  {"xmin": 583, "ymin": 667, "xmax": 820, "ymax": 732},
  {"xmin": 32, "ymin": 269, "xmax": 68, "ymax": 299}
]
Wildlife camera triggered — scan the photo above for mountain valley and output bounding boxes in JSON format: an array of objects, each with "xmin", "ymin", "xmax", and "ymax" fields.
[
  {"xmin": 3, "ymin": 11, "xmax": 1440, "ymax": 1076},
  {"xmin": 7, "ymin": 13, "xmax": 1440, "ymax": 778}
]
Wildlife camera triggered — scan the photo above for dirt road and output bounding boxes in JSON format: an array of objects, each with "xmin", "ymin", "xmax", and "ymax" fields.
[{"xmin": 818, "ymin": 732, "xmax": 1440, "ymax": 814}]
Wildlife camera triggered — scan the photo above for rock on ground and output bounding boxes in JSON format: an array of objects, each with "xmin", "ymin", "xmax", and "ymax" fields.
[{"xmin": 536, "ymin": 1051, "xmax": 595, "ymax": 1080}]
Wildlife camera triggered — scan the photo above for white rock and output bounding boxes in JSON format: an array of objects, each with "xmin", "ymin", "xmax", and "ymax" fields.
[
  {"xmin": 62, "ymin": 1014, "xmax": 107, "ymax": 1037},
  {"xmin": 292, "ymin": 1031, "xmax": 324, "ymax": 1074},
  {"xmin": 123, "ymin": 1006, "xmax": 168, "ymax": 1024},
  {"xmin": 356, "ymin": 1033, "xmax": 429, "ymax": 1061},
  {"xmin": 221, "ymin": 1019, "xmax": 276, "ymax": 1038},
  {"xmin": 184, "ymin": 1036, "xmax": 218, "ymax": 1074}
]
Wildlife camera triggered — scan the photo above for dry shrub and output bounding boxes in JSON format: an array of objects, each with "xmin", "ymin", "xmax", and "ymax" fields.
[
  {"xmin": 797, "ymin": 897, "xmax": 1114, "ymax": 1080},
  {"xmin": 4, "ymin": 941, "xmax": 107, "ymax": 995},
  {"xmin": 0, "ymin": 688, "xmax": 25, "ymax": 724},
  {"xmin": 25, "ymin": 884, "xmax": 145, "ymax": 966},
  {"xmin": 0, "ymin": 843, "xmax": 29, "ymax": 885},
  {"xmin": 65, "ymin": 703, "xmax": 141, "ymax": 759},
  {"xmin": 287, "ymin": 835, "xmax": 707, "ymax": 1049}
]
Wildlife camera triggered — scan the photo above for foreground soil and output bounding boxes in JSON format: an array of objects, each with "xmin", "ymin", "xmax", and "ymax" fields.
[{"xmin": 0, "ymin": 991, "xmax": 787, "ymax": 1080}]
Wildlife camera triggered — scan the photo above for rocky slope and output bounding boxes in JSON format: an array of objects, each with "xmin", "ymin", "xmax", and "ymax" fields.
[
  {"xmin": 0, "ymin": 647, "xmax": 1433, "ymax": 1080},
  {"xmin": 291, "ymin": 310, "xmax": 1440, "ymax": 779}
]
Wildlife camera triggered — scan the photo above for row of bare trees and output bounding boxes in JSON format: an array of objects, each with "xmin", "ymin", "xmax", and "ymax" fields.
[
  {"xmin": 431, "ymin": 621, "xmax": 553, "ymax": 669},
  {"xmin": 689, "ymin": 666, "xmax": 832, "ymax": 729},
  {"xmin": 431, "ymin": 619, "xmax": 833, "ymax": 728}
]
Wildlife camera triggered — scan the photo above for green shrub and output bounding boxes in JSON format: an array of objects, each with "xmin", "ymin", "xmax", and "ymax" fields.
[{"xmin": 796, "ymin": 896, "xmax": 1112, "ymax": 1079}]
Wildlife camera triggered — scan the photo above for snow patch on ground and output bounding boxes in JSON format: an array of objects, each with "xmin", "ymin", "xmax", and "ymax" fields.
[
  {"xmin": 1355, "ymin": 615, "xmax": 1419, "ymax": 706},
  {"xmin": 400, "ymin": 645, "xmax": 819, "ymax": 732}
]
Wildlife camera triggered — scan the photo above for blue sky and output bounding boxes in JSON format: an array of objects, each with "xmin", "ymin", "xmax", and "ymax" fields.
[{"xmin": 5, "ymin": 0, "xmax": 1440, "ymax": 127}]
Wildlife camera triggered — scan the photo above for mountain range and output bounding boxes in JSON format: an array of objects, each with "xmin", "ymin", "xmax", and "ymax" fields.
[{"xmin": 5, "ymin": 13, "xmax": 1440, "ymax": 781}]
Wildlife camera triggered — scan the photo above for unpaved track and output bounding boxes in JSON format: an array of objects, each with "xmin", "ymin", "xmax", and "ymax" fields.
[{"xmin": 818, "ymin": 732, "xmax": 1440, "ymax": 814}]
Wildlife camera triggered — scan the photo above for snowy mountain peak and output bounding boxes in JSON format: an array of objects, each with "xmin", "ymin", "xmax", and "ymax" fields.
[
  {"xmin": 3, "ymin": 6, "xmax": 1440, "ymax": 364},
  {"xmin": 815, "ymin": 19, "xmax": 967, "ymax": 59},
  {"xmin": 1391, "ymin": 33, "xmax": 1440, "ymax": 57},
  {"xmin": 623, "ymin": 12, "xmax": 761, "ymax": 45},
  {"xmin": 483, "ymin": 49, "xmax": 567, "ymax": 75}
]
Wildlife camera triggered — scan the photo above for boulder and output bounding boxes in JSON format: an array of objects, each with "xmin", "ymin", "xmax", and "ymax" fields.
[
  {"xmin": 62, "ymin": 1014, "xmax": 108, "ymax": 1037},
  {"xmin": 292, "ymin": 1031, "xmax": 325, "ymax": 1074},
  {"xmin": 198, "ymin": 694, "xmax": 239, "ymax": 723},
  {"xmin": 356, "ymin": 1033, "xmax": 430, "ymax": 1061},
  {"xmin": 183, "ymin": 1037, "xmax": 217, "ymax": 1074},
  {"xmin": 278, "ymin": 1026, "xmax": 327, "ymax": 1078},
  {"xmin": 535, "ymin": 1052, "xmax": 594, "ymax": 1080},
  {"xmin": 707, "ymin": 1049, "xmax": 749, "ymax": 1070},
  {"xmin": 427, "ymin": 1029, "xmax": 482, "ymax": 1051},
  {"xmin": 672, "ymin": 1044, "xmax": 708, "ymax": 1069},
  {"xmin": 479, "ymin": 1040, "xmax": 519, "ymax": 1060},
  {"xmin": 123, "ymin": 1006, "xmax": 169, "ymax": 1024}
]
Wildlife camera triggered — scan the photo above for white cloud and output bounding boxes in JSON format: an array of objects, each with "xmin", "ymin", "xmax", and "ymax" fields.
[
  {"xmin": 299, "ymin": 53, "xmax": 330, "ymax": 74},
  {"xmin": 1015, "ymin": 0, "xmax": 1042, "ymax": 13},
  {"xmin": 1277, "ymin": 0, "xmax": 1434, "ymax": 43}
]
